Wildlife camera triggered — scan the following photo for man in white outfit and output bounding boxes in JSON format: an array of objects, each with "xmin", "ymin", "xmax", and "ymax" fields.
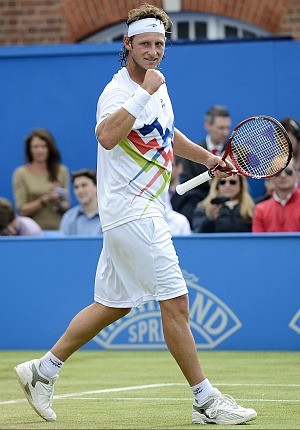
[{"xmin": 14, "ymin": 3, "xmax": 257, "ymax": 425}]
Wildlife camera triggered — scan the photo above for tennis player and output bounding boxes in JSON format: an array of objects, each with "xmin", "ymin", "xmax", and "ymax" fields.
[{"xmin": 14, "ymin": 3, "xmax": 257, "ymax": 425}]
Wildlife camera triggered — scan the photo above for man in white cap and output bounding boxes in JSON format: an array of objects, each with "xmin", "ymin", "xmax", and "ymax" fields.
[{"xmin": 14, "ymin": 3, "xmax": 256, "ymax": 425}]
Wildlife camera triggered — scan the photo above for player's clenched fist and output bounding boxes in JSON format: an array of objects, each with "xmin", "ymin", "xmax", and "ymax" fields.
[{"xmin": 141, "ymin": 69, "xmax": 165, "ymax": 95}]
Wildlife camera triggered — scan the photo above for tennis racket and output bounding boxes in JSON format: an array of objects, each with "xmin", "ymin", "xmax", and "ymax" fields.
[{"xmin": 176, "ymin": 115, "xmax": 293, "ymax": 195}]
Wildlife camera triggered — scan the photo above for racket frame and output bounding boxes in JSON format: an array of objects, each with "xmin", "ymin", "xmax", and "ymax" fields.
[
  {"xmin": 225, "ymin": 115, "xmax": 293, "ymax": 179},
  {"xmin": 176, "ymin": 115, "xmax": 293, "ymax": 196}
]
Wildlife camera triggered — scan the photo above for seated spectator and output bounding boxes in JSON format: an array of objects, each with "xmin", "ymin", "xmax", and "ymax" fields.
[
  {"xmin": 252, "ymin": 158, "xmax": 300, "ymax": 232},
  {"xmin": 280, "ymin": 117, "xmax": 300, "ymax": 186},
  {"xmin": 193, "ymin": 175, "xmax": 254, "ymax": 233},
  {"xmin": 169, "ymin": 156, "xmax": 193, "ymax": 227},
  {"xmin": 13, "ymin": 129, "xmax": 70, "ymax": 231},
  {"xmin": 60, "ymin": 169, "xmax": 102, "ymax": 235},
  {"xmin": 180, "ymin": 105, "xmax": 231, "ymax": 226},
  {"xmin": 0, "ymin": 197, "xmax": 42, "ymax": 236},
  {"xmin": 254, "ymin": 178, "xmax": 274, "ymax": 204},
  {"xmin": 169, "ymin": 156, "xmax": 183, "ymax": 203},
  {"xmin": 164, "ymin": 193, "xmax": 191, "ymax": 236}
]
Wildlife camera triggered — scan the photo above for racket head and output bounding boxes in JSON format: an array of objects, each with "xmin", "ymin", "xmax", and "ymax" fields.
[{"xmin": 226, "ymin": 115, "xmax": 293, "ymax": 179}]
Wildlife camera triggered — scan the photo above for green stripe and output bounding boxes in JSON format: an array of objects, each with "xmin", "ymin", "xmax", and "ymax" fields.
[
  {"xmin": 119, "ymin": 138, "xmax": 171, "ymax": 215},
  {"xmin": 119, "ymin": 139, "xmax": 168, "ymax": 174}
]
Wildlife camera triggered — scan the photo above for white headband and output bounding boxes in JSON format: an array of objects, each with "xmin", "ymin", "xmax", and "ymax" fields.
[{"xmin": 127, "ymin": 18, "xmax": 165, "ymax": 37}]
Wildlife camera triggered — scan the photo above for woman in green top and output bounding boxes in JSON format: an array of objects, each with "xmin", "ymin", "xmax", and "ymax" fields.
[{"xmin": 13, "ymin": 129, "xmax": 70, "ymax": 230}]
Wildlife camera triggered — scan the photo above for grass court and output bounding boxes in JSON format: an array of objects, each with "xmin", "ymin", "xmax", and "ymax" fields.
[{"xmin": 1, "ymin": 350, "xmax": 299, "ymax": 429}]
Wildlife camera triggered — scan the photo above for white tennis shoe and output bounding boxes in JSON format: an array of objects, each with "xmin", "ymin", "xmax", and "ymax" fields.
[
  {"xmin": 14, "ymin": 359, "xmax": 57, "ymax": 421},
  {"xmin": 192, "ymin": 388, "xmax": 257, "ymax": 425}
]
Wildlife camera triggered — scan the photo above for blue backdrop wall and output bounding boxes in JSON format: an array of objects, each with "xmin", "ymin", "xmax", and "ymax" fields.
[
  {"xmin": 1, "ymin": 38, "xmax": 300, "ymax": 204},
  {"xmin": 0, "ymin": 234, "xmax": 299, "ymax": 351}
]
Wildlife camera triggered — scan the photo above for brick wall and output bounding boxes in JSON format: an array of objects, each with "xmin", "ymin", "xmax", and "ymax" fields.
[
  {"xmin": 0, "ymin": 0, "xmax": 68, "ymax": 45},
  {"xmin": 0, "ymin": 0, "xmax": 299, "ymax": 46},
  {"xmin": 280, "ymin": 0, "xmax": 300, "ymax": 39}
]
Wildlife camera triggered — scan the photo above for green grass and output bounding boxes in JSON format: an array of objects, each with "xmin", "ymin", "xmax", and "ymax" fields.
[{"xmin": 0, "ymin": 350, "xmax": 299, "ymax": 429}]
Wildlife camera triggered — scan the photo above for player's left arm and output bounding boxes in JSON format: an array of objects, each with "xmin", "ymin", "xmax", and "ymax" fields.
[{"xmin": 173, "ymin": 128, "xmax": 234, "ymax": 174}]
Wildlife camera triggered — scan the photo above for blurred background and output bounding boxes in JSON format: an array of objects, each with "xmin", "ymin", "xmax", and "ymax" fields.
[{"xmin": 1, "ymin": 0, "xmax": 300, "ymax": 204}]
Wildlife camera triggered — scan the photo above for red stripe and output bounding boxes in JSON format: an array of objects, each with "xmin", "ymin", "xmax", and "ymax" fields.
[{"xmin": 128, "ymin": 130, "xmax": 162, "ymax": 155}]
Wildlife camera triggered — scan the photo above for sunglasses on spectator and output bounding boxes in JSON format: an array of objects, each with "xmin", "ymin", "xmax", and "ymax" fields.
[
  {"xmin": 219, "ymin": 179, "xmax": 238, "ymax": 186},
  {"xmin": 275, "ymin": 168, "xmax": 294, "ymax": 177}
]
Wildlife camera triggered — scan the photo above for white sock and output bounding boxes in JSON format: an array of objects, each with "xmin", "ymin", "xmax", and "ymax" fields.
[
  {"xmin": 39, "ymin": 351, "xmax": 64, "ymax": 379},
  {"xmin": 191, "ymin": 378, "xmax": 214, "ymax": 405}
]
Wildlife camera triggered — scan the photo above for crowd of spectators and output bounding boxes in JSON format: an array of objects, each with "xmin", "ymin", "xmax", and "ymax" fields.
[
  {"xmin": 1, "ymin": 109, "xmax": 299, "ymax": 237},
  {"xmin": 180, "ymin": 105, "xmax": 231, "ymax": 227}
]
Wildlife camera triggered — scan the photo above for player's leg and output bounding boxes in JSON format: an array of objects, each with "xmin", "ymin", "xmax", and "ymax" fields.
[
  {"xmin": 159, "ymin": 295, "xmax": 256, "ymax": 425},
  {"xmin": 51, "ymin": 302, "xmax": 130, "ymax": 361},
  {"xmin": 14, "ymin": 303, "xmax": 130, "ymax": 421},
  {"xmin": 159, "ymin": 294, "xmax": 205, "ymax": 385}
]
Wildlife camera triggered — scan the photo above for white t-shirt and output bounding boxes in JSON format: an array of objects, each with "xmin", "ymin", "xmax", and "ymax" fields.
[
  {"xmin": 95, "ymin": 67, "xmax": 174, "ymax": 232},
  {"xmin": 163, "ymin": 194, "xmax": 191, "ymax": 236}
]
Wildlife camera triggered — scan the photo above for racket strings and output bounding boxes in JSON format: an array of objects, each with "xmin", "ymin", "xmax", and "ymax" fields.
[{"xmin": 230, "ymin": 118, "xmax": 290, "ymax": 178}]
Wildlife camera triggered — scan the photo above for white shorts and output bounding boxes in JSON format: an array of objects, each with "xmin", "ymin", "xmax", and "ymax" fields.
[{"xmin": 94, "ymin": 217, "xmax": 188, "ymax": 308}]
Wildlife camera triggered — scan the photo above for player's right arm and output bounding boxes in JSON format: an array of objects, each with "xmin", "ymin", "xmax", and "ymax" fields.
[
  {"xmin": 96, "ymin": 70, "xmax": 165, "ymax": 150},
  {"xmin": 96, "ymin": 106, "xmax": 136, "ymax": 150}
]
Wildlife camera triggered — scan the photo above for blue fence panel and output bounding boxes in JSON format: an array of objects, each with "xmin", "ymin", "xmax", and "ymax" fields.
[{"xmin": 0, "ymin": 234, "xmax": 299, "ymax": 350}]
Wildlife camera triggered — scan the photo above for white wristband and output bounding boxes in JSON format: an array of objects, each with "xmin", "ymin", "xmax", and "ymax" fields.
[{"xmin": 123, "ymin": 87, "xmax": 151, "ymax": 119}]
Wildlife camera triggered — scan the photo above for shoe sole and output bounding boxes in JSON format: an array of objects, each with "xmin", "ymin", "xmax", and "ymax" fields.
[
  {"xmin": 14, "ymin": 365, "xmax": 56, "ymax": 422},
  {"xmin": 192, "ymin": 411, "xmax": 257, "ymax": 425}
]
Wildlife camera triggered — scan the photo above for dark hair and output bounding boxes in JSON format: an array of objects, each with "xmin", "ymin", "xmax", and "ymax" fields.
[
  {"xmin": 280, "ymin": 117, "xmax": 300, "ymax": 140},
  {"xmin": 25, "ymin": 128, "xmax": 61, "ymax": 182},
  {"xmin": 205, "ymin": 105, "xmax": 230, "ymax": 124},
  {"xmin": 71, "ymin": 169, "xmax": 97, "ymax": 185},
  {"xmin": 119, "ymin": 3, "xmax": 171, "ymax": 67},
  {"xmin": 0, "ymin": 198, "xmax": 15, "ymax": 228}
]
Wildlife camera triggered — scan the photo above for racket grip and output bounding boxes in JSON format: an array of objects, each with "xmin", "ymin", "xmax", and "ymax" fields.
[{"xmin": 176, "ymin": 170, "xmax": 214, "ymax": 195}]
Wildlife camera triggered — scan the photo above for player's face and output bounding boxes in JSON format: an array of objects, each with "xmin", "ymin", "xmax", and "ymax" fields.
[
  {"xmin": 30, "ymin": 136, "xmax": 49, "ymax": 163},
  {"xmin": 73, "ymin": 177, "xmax": 97, "ymax": 205},
  {"xmin": 126, "ymin": 33, "xmax": 166, "ymax": 71},
  {"xmin": 205, "ymin": 116, "xmax": 231, "ymax": 145}
]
